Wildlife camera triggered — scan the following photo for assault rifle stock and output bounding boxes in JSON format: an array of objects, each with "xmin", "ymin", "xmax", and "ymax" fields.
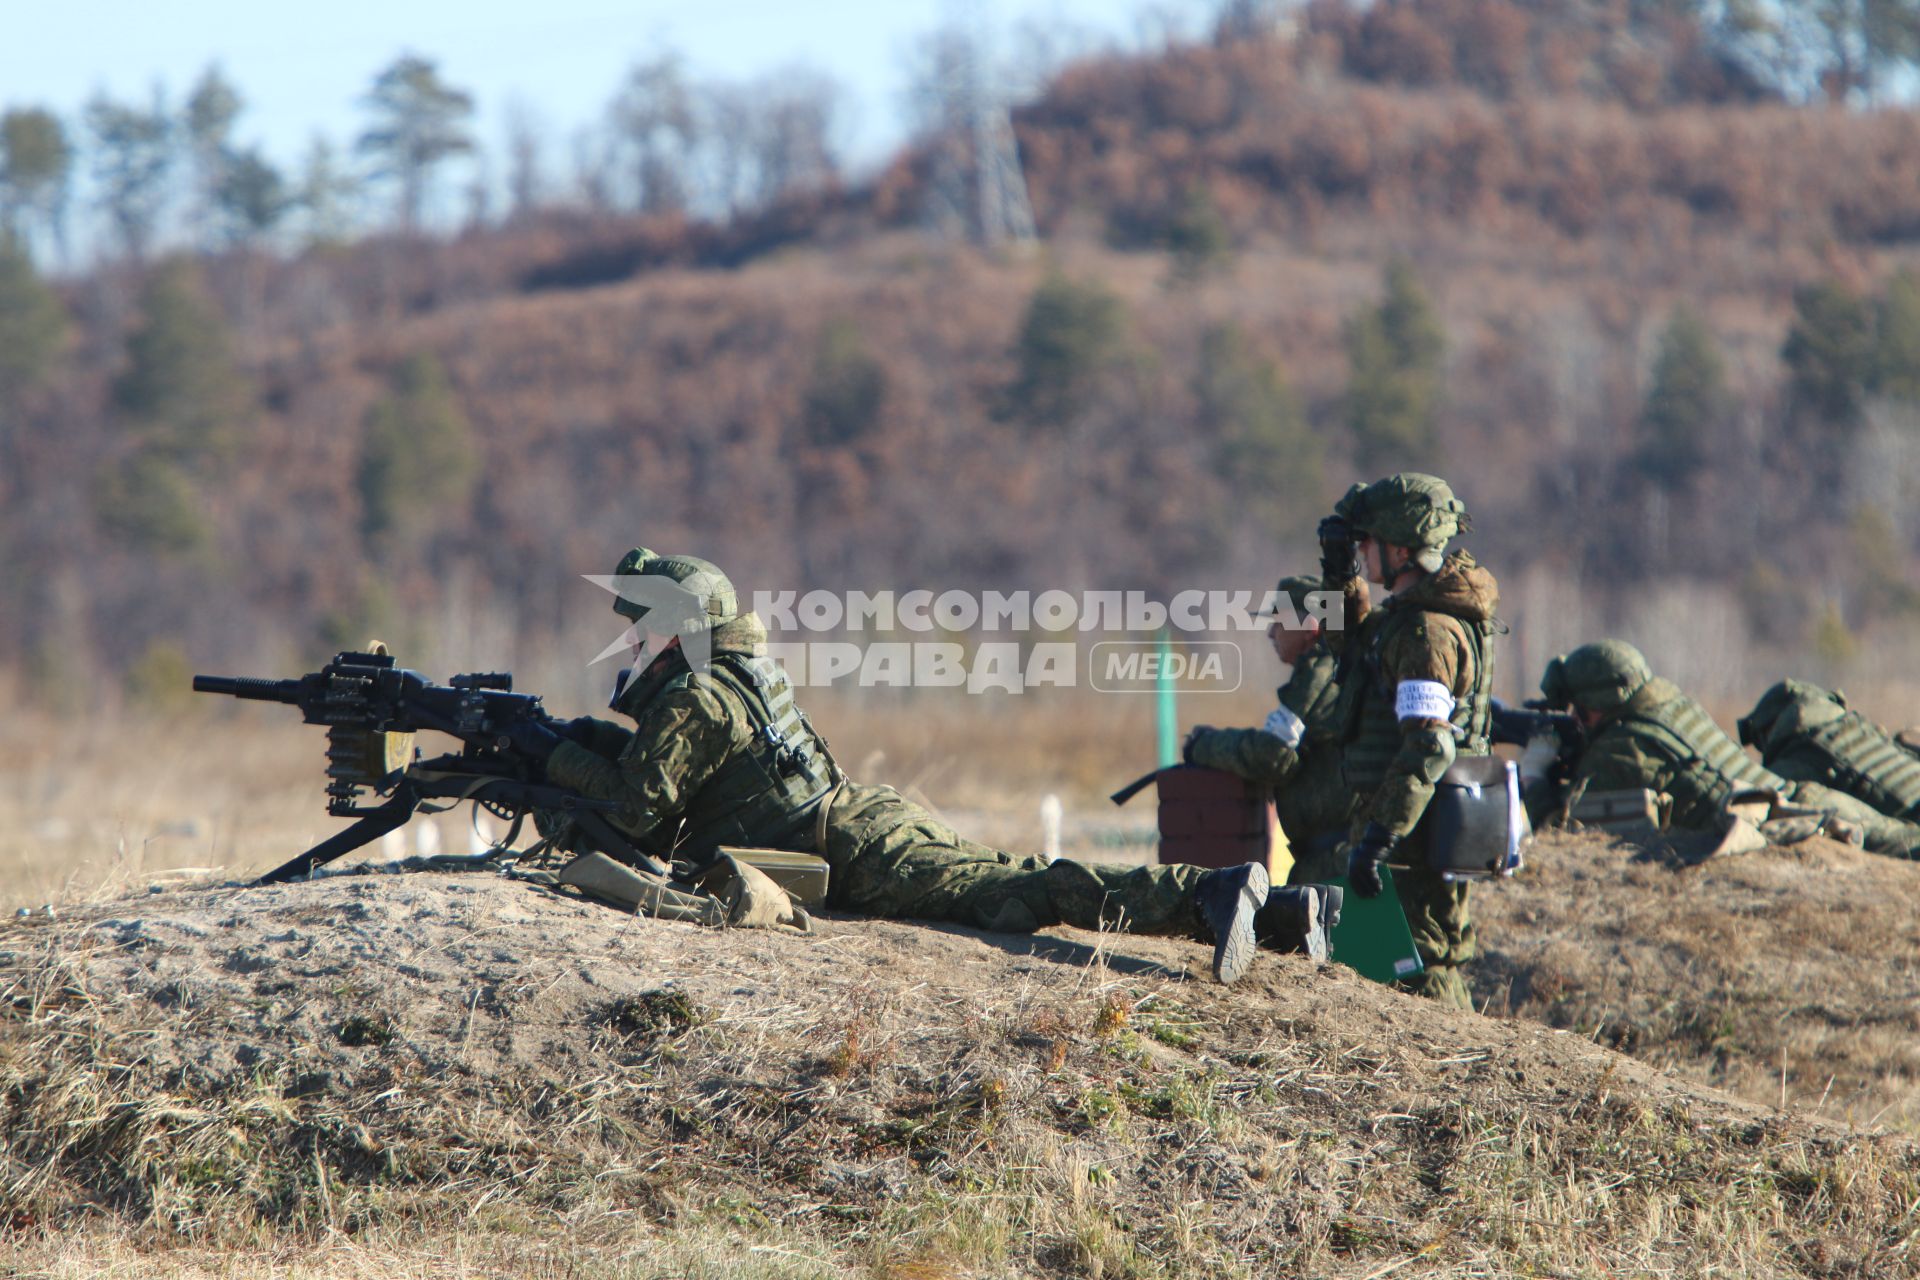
[{"xmin": 194, "ymin": 650, "xmax": 664, "ymax": 885}]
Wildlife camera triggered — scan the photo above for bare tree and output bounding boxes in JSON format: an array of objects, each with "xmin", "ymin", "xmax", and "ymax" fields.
[
  {"xmin": 607, "ymin": 55, "xmax": 699, "ymax": 215},
  {"xmin": 745, "ymin": 67, "xmax": 847, "ymax": 208},
  {"xmin": 503, "ymin": 97, "xmax": 547, "ymax": 219}
]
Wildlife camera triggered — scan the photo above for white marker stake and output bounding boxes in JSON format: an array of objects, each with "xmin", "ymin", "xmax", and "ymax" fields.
[
  {"xmin": 1041, "ymin": 794, "xmax": 1063, "ymax": 863},
  {"xmin": 381, "ymin": 828, "xmax": 407, "ymax": 861},
  {"xmin": 469, "ymin": 814, "xmax": 496, "ymax": 856},
  {"xmin": 414, "ymin": 823, "xmax": 441, "ymax": 857}
]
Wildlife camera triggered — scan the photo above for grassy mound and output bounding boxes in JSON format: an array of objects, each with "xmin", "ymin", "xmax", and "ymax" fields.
[{"xmin": 1, "ymin": 855, "xmax": 1916, "ymax": 1277}]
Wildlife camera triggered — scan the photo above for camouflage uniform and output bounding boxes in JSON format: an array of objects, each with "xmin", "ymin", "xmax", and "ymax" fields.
[
  {"xmin": 1321, "ymin": 475, "xmax": 1499, "ymax": 1011},
  {"xmin": 1739, "ymin": 680, "xmax": 1920, "ymax": 823},
  {"xmin": 541, "ymin": 549, "xmax": 1291, "ymax": 980},
  {"xmin": 1184, "ymin": 577, "xmax": 1353, "ymax": 884},
  {"xmin": 1540, "ymin": 644, "xmax": 1920, "ymax": 859}
]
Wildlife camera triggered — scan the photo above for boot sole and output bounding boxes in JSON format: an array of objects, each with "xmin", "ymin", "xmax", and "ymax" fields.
[{"xmin": 1213, "ymin": 861, "xmax": 1270, "ymax": 985}]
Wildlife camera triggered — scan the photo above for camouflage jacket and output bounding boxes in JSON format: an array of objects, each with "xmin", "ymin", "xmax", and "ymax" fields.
[
  {"xmin": 545, "ymin": 615, "xmax": 836, "ymax": 859},
  {"xmin": 1573, "ymin": 677, "xmax": 1784, "ymax": 829},
  {"xmin": 1183, "ymin": 647, "xmax": 1354, "ymax": 863},
  {"xmin": 1741, "ymin": 680, "xmax": 1920, "ymax": 821},
  {"xmin": 1328, "ymin": 552, "xmax": 1501, "ymax": 837}
]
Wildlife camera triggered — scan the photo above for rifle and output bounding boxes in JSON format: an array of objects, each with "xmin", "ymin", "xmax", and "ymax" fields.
[
  {"xmin": 194, "ymin": 649, "xmax": 667, "ymax": 886},
  {"xmin": 1489, "ymin": 698, "xmax": 1584, "ymax": 794}
]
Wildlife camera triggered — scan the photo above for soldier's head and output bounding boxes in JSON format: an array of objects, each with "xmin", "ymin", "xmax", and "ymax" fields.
[
  {"xmin": 1538, "ymin": 639, "xmax": 1652, "ymax": 725},
  {"xmin": 608, "ymin": 547, "xmax": 738, "ymax": 661},
  {"xmin": 1737, "ymin": 679, "xmax": 1847, "ymax": 749},
  {"xmin": 1337, "ymin": 473, "xmax": 1470, "ymax": 588},
  {"xmin": 1257, "ymin": 574, "xmax": 1327, "ymax": 664}
]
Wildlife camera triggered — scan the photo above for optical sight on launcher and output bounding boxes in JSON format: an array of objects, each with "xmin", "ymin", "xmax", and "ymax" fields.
[{"xmin": 194, "ymin": 649, "xmax": 662, "ymax": 886}]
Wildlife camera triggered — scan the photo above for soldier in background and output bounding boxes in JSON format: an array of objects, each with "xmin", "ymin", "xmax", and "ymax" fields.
[
  {"xmin": 512, "ymin": 548, "xmax": 1339, "ymax": 985},
  {"xmin": 1182, "ymin": 574, "xmax": 1356, "ymax": 885},
  {"xmin": 1738, "ymin": 680, "xmax": 1920, "ymax": 823},
  {"xmin": 1535, "ymin": 642, "xmax": 1920, "ymax": 858},
  {"xmin": 1318, "ymin": 474, "xmax": 1502, "ymax": 1010}
]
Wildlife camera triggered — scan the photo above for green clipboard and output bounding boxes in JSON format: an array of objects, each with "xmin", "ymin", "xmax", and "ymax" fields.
[{"xmin": 1327, "ymin": 867, "xmax": 1424, "ymax": 985}]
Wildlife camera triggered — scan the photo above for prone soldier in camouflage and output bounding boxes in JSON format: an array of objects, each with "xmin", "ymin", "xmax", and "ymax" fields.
[
  {"xmin": 1536, "ymin": 642, "xmax": 1920, "ymax": 858},
  {"xmin": 1738, "ymin": 680, "xmax": 1920, "ymax": 824},
  {"xmin": 1318, "ymin": 474, "xmax": 1500, "ymax": 1010},
  {"xmin": 512, "ymin": 549, "xmax": 1336, "ymax": 984},
  {"xmin": 1182, "ymin": 574, "xmax": 1355, "ymax": 884}
]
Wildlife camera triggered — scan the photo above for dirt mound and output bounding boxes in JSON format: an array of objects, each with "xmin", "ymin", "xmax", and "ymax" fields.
[
  {"xmin": 4, "ymin": 857, "xmax": 1919, "ymax": 1276},
  {"xmin": 1477, "ymin": 828, "xmax": 1920, "ymax": 1130}
]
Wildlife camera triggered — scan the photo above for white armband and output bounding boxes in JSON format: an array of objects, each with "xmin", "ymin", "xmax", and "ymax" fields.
[
  {"xmin": 1395, "ymin": 679, "xmax": 1456, "ymax": 722},
  {"xmin": 1261, "ymin": 705, "xmax": 1306, "ymax": 749}
]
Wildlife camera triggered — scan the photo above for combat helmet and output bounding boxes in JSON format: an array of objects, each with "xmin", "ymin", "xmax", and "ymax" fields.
[
  {"xmin": 1335, "ymin": 473, "xmax": 1471, "ymax": 572},
  {"xmin": 1737, "ymin": 679, "xmax": 1847, "ymax": 749},
  {"xmin": 1538, "ymin": 639, "xmax": 1652, "ymax": 715},
  {"xmin": 608, "ymin": 547, "xmax": 739, "ymax": 630}
]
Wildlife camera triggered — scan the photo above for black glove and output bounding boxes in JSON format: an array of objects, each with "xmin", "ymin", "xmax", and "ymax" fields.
[
  {"xmin": 550, "ymin": 715, "xmax": 599, "ymax": 745},
  {"xmin": 1317, "ymin": 513, "xmax": 1358, "ymax": 585},
  {"xmin": 505, "ymin": 718, "xmax": 564, "ymax": 764},
  {"xmin": 1345, "ymin": 821, "xmax": 1400, "ymax": 899}
]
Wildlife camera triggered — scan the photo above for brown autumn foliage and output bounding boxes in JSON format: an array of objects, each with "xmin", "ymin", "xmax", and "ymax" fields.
[{"xmin": 5, "ymin": 8, "xmax": 1920, "ymax": 695}]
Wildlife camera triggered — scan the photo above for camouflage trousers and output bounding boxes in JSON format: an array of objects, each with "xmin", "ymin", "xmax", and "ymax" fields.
[
  {"xmin": 822, "ymin": 783, "xmax": 1208, "ymax": 936},
  {"xmin": 1788, "ymin": 782, "xmax": 1920, "ymax": 859},
  {"xmin": 1393, "ymin": 865, "xmax": 1476, "ymax": 1011}
]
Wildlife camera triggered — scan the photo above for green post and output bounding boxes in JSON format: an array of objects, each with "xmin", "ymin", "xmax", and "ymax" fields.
[{"xmin": 1157, "ymin": 629, "xmax": 1179, "ymax": 768}]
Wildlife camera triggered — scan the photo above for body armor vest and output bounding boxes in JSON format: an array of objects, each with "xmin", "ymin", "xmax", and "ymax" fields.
[
  {"xmin": 1765, "ymin": 712, "xmax": 1920, "ymax": 820},
  {"xmin": 1606, "ymin": 686, "xmax": 1784, "ymax": 827},
  {"xmin": 661, "ymin": 653, "xmax": 837, "ymax": 856},
  {"xmin": 1337, "ymin": 602, "xmax": 1496, "ymax": 796}
]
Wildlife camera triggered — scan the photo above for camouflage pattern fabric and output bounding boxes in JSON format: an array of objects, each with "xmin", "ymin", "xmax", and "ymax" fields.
[
  {"xmin": 823, "ymin": 781, "xmax": 1207, "ymax": 934},
  {"xmin": 1184, "ymin": 646, "xmax": 1354, "ymax": 883},
  {"xmin": 1571, "ymin": 678, "xmax": 1920, "ymax": 859},
  {"xmin": 1326, "ymin": 550, "xmax": 1501, "ymax": 1010},
  {"xmin": 1740, "ymin": 680, "xmax": 1920, "ymax": 822},
  {"xmin": 548, "ymin": 612, "xmax": 1216, "ymax": 938}
]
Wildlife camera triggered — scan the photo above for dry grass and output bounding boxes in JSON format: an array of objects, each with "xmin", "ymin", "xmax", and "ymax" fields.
[
  {"xmin": 5, "ymin": 870, "xmax": 1920, "ymax": 1279},
  {"xmin": 9, "ymin": 711, "xmax": 1920, "ymax": 1274}
]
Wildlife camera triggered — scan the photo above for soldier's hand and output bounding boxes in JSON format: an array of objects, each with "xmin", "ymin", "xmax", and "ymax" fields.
[
  {"xmin": 505, "ymin": 718, "xmax": 564, "ymax": 765},
  {"xmin": 1346, "ymin": 822, "xmax": 1399, "ymax": 899},
  {"xmin": 549, "ymin": 715, "xmax": 600, "ymax": 746},
  {"xmin": 1181, "ymin": 727, "xmax": 1215, "ymax": 764}
]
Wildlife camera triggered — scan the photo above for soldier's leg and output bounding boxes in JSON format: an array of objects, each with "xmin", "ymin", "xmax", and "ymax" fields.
[
  {"xmin": 1791, "ymin": 782, "xmax": 1920, "ymax": 858},
  {"xmin": 825, "ymin": 783, "xmax": 1205, "ymax": 934},
  {"xmin": 1393, "ymin": 866, "xmax": 1476, "ymax": 1010}
]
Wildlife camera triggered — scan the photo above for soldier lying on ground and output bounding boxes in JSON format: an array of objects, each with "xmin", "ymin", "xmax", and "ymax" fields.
[
  {"xmin": 507, "ymin": 548, "xmax": 1339, "ymax": 985},
  {"xmin": 1530, "ymin": 641, "xmax": 1920, "ymax": 858},
  {"xmin": 1738, "ymin": 680, "xmax": 1920, "ymax": 824},
  {"xmin": 1181, "ymin": 574, "xmax": 1357, "ymax": 886}
]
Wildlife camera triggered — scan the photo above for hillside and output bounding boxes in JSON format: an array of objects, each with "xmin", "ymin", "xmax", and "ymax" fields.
[
  {"xmin": 8, "ymin": 19, "xmax": 1920, "ymax": 700},
  {"xmin": 4, "ymin": 828, "xmax": 1920, "ymax": 1277}
]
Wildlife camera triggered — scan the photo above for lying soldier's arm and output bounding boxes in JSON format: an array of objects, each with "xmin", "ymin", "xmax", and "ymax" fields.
[{"xmin": 546, "ymin": 684, "xmax": 741, "ymax": 847}]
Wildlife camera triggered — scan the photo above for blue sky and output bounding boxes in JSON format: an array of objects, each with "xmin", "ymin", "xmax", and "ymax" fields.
[{"xmin": 1, "ymin": 1, "xmax": 1182, "ymax": 177}]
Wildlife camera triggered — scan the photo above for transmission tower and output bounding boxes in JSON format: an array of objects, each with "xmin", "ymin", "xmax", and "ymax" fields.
[{"xmin": 922, "ymin": 23, "xmax": 1036, "ymax": 248}]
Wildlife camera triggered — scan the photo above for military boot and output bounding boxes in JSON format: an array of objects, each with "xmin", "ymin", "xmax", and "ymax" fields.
[
  {"xmin": 1192, "ymin": 861, "xmax": 1270, "ymax": 985},
  {"xmin": 1255, "ymin": 884, "xmax": 1339, "ymax": 961}
]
